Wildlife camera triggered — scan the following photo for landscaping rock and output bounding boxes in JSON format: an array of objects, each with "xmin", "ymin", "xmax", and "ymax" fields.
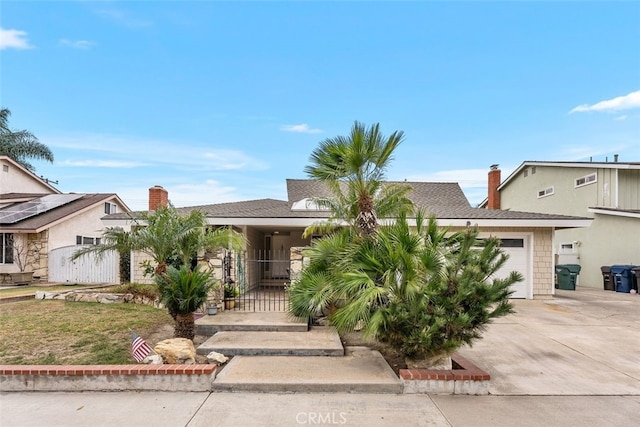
[
  {"xmin": 142, "ymin": 354, "xmax": 164, "ymax": 365},
  {"xmin": 206, "ymin": 351, "xmax": 229, "ymax": 365},
  {"xmin": 154, "ymin": 338, "xmax": 196, "ymax": 364}
]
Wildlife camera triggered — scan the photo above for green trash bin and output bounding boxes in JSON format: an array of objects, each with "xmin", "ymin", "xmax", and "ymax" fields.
[{"xmin": 555, "ymin": 264, "xmax": 581, "ymax": 290}]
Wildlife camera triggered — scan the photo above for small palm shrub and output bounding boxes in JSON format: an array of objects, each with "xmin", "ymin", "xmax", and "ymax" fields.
[{"xmin": 155, "ymin": 265, "xmax": 217, "ymax": 340}]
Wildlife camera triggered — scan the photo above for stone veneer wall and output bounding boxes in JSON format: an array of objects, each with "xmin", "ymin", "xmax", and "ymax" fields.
[
  {"xmin": 289, "ymin": 247, "xmax": 308, "ymax": 283},
  {"xmin": 131, "ymin": 251, "xmax": 155, "ymax": 284},
  {"xmin": 26, "ymin": 231, "xmax": 49, "ymax": 281}
]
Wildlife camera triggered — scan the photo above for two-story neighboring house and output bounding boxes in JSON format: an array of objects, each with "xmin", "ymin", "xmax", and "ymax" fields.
[
  {"xmin": 0, "ymin": 156, "xmax": 130, "ymax": 283},
  {"xmin": 480, "ymin": 160, "xmax": 640, "ymax": 289}
]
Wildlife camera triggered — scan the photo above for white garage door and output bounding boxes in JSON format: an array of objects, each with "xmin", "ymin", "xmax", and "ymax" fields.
[{"xmin": 494, "ymin": 237, "xmax": 530, "ymax": 299}]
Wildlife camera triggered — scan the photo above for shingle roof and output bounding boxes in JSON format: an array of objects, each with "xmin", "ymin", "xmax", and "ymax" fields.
[
  {"xmin": 104, "ymin": 179, "xmax": 587, "ymax": 223},
  {"xmin": 178, "ymin": 198, "xmax": 331, "ymax": 218},
  {"xmin": 286, "ymin": 179, "xmax": 471, "ymax": 209},
  {"xmin": 0, "ymin": 194, "xmax": 120, "ymax": 232}
]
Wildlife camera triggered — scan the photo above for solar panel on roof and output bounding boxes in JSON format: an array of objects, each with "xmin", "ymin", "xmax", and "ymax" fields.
[{"xmin": 0, "ymin": 193, "xmax": 84, "ymax": 224}]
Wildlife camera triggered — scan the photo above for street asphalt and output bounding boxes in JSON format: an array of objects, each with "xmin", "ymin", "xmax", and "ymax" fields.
[{"xmin": 1, "ymin": 287, "xmax": 639, "ymax": 426}]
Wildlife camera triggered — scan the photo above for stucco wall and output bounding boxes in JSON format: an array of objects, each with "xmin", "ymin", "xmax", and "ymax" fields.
[
  {"xmin": 500, "ymin": 166, "xmax": 607, "ymax": 217},
  {"xmin": 498, "ymin": 165, "xmax": 639, "ymax": 290},
  {"xmin": 555, "ymin": 215, "xmax": 639, "ymax": 288},
  {"xmin": 47, "ymin": 202, "xmax": 116, "ymax": 250},
  {"xmin": 0, "ymin": 158, "xmax": 55, "ymax": 199}
]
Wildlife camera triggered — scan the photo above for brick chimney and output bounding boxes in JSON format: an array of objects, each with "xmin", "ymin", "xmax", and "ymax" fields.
[
  {"xmin": 487, "ymin": 164, "xmax": 501, "ymax": 210},
  {"xmin": 149, "ymin": 185, "xmax": 168, "ymax": 211}
]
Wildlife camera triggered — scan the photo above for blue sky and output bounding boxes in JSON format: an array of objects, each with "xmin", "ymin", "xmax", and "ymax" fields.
[{"xmin": 2, "ymin": 1, "xmax": 639, "ymax": 210}]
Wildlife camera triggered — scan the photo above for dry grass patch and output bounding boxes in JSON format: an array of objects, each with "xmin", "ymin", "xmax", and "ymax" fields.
[{"xmin": 0, "ymin": 299, "xmax": 172, "ymax": 365}]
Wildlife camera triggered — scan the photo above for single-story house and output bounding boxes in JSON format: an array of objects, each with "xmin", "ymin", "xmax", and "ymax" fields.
[{"xmin": 104, "ymin": 177, "xmax": 591, "ymax": 300}]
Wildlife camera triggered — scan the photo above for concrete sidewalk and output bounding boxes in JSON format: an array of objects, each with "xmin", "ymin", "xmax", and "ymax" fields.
[{"xmin": 2, "ymin": 392, "xmax": 639, "ymax": 426}]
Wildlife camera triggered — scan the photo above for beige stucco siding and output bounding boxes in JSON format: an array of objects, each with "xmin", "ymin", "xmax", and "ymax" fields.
[
  {"xmin": 47, "ymin": 204, "xmax": 110, "ymax": 250},
  {"xmin": 555, "ymin": 215, "xmax": 639, "ymax": 289},
  {"xmin": 619, "ymin": 169, "xmax": 640, "ymax": 210},
  {"xmin": 501, "ymin": 166, "xmax": 605, "ymax": 217},
  {"xmin": 0, "ymin": 158, "xmax": 56, "ymax": 201}
]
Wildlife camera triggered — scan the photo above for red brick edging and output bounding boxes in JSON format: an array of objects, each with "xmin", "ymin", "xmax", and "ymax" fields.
[
  {"xmin": 0, "ymin": 364, "xmax": 215, "ymax": 376},
  {"xmin": 0, "ymin": 364, "xmax": 217, "ymax": 392},
  {"xmin": 399, "ymin": 353, "xmax": 490, "ymax": 381}
]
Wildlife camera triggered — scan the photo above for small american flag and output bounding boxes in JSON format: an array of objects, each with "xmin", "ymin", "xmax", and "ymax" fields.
[{"xmin": 130, "ymin": 332, "xmax": 152, "ymax": 363}]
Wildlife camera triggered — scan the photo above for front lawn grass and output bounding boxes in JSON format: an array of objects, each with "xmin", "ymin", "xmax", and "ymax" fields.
[{"xmin": 0, "ymin": 300, "xmax": 172, "ymax": 365}]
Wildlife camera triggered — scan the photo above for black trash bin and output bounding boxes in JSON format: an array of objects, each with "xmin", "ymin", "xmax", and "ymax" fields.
[
  {"xmin": 555, "ymin": 264, "xmax": 581, "ymax": 290},
  {"xmin": 611, "ymin": 265, "xmax": 637, "ymax": 293},
  {"xmin": 601, "ymin": 266, "xmax": 614, "ymax": 291}
]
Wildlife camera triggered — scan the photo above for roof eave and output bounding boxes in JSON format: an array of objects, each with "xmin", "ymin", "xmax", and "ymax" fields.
[{"xmin": 588, "ymin": 207, "xmax": 640, "ymax": 219}]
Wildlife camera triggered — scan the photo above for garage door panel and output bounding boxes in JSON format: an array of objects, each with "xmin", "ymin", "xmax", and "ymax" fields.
[{"xmin": 491, "ymin": 238, "xmax": 529, "ymax": 299}]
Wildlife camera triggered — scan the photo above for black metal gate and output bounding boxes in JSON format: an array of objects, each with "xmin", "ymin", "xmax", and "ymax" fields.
[{"xmin": 222, "ymin": 250, "xmax": 289, "ymax": 312}]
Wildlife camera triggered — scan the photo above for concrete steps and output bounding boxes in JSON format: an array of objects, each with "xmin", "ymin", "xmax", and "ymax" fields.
[
  {"xmin": 195, "ymin": 311, "xmax": 308, "ymax": 335},
  {"xmin": 195, "ymin": 312, "xmax": 401, "ymax": 393},
  {"xmin": 197, "ymin": 327, "xmax": 344, "ymax": 357},
  {"xmin": 212, "ymin": 346, "xmax": 402, "ymax": 394}
]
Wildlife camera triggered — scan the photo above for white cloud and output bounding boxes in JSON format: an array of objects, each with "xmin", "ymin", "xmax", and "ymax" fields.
[
  {"xmin": 202, "ymin": 150, "xmax": 260, "ymax": 170},
  {"xmin": 96, "ymin": 9, "xmax": 153, "ymax": 28},
  {"xmin": 44, "ymin": 133, "xmax": 269, "ymax": 171},
  {"xmin": 614, "ymin": 115, "xmax": 628, "ymax": 121},
  {"xmin": 280, "ymin": 124, "xmax": 323, "ymax": 134},
  {"xmin": 115, "ymin": 180, "xmax": 244, "ymax": 210},
  {"xmin": 61, "ymin": 160, "xmax": 145, "ymax": 168},
  {"xmin": 59, "ymin": 39, "xmax": 95, "ymax": 49},
  {"xmin": 569, "ymin": 90, "xmax": 640, "ymax": 114},
  {"xmin": 0, "ymin": 28, "xmax": 34, "ymax": 50}
]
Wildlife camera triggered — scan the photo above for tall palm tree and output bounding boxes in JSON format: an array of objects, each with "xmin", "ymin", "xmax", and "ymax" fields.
[
  {"xmin": 0, "ymin": 108, "xmax": 54, "ymax": 172},
  {"xmin": 304, "ymin": 121, "xmax": 411, "ymax": 238}
]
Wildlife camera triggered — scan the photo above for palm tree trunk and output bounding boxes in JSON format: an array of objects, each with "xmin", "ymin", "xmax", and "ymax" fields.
[
  {"xmin": 357, "ymin": 193, "xmax": 377, "ymax": 237},
  {"xmin": 174, "ymin": 313, "xmax": 195, "ymax": 340},
  {"xmin": 155, "ymin": 262, "xmax": 178, "ymax": 320}
]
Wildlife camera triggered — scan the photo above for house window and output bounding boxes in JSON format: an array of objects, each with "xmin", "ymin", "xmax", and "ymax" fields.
[
  {"xmin": 559, "ymin": 243, "xmax": 575, "ymax": 254},
  {"xmin": 1, "ymin": 233, "xmax": 14, "ymax": 264},
  {"xmin": 575, "ymin": 173, "xmax": 597, "ymax": 188},
  {"xmin": 537, "ymin": 186, "xmax": 554, "ymax": 198},
  {"xmin": 499, "ymin": 238, "xmax": 525, "ymax": 248},
  {"xmin": 523, "ymin": 169, "xmax": 528, "ymax": 178},
  {"xmin": 104, "ymin": 202, "xmax": 117, "ymax": 214},
  {"xmin": 531, "ymin": 166, "xmax": 536, "ymax": 174},
  {"xmin": 76, "ymin": 235, "xmax": 101, "ymax": 245},
  {"xmin": 2, "ymin": 165, "xmax": 8, "ymax": 172}
]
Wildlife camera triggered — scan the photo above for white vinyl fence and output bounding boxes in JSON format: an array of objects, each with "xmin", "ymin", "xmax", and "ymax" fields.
[{"xmin": 48, "ymin": 245, "xmax": 119, "ymax": 284}]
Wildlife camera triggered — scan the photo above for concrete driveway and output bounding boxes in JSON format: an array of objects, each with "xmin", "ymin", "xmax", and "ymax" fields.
[{"xmin": 457, "ymin": 288, "xmax": 640, "ymax": 395}]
